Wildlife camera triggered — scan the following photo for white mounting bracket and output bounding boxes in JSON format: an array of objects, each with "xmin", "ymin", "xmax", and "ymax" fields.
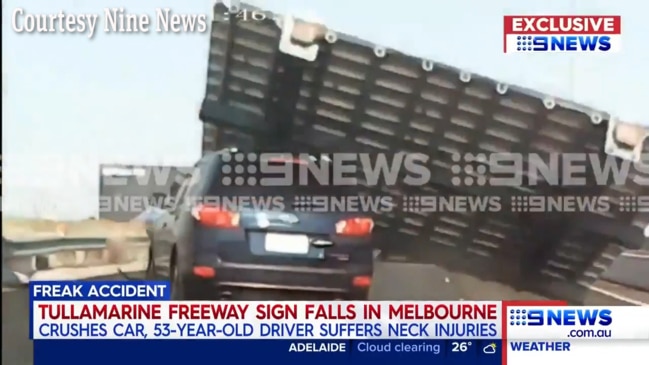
[
  {"xmin": 604, "ymin": 118, "xmax": 648, "ymax": 162},
  {"xmin": 278, "ymin": 15, "xmax": 320, "ymax": 62}
]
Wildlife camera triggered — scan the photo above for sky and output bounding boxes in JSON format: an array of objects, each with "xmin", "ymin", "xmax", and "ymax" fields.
[{"xmin": 2, "ymin": 0, "xmax": 649, "ymax": 219}]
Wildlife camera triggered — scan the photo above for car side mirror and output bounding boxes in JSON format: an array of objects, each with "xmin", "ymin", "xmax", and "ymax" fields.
[
  {"xmin": 169, "ymin": 182, "xmax": 181, "ymax": 198},
  {"xmin": 148, "ymin": 192, "xmax": 169, "ymax": 209}
]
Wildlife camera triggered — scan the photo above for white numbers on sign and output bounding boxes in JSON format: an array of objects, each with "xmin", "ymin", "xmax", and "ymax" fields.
[{"xmin": 236, "ymin": 9, "xmax": 267, "ymax": 21}]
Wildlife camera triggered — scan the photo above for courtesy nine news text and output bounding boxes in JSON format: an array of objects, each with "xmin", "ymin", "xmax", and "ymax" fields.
[{"xmin": 29, "ymin": 282, "xmax": 648, "ymax": 365}]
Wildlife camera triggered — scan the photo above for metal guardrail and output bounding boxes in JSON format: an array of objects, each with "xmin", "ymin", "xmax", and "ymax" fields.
[
  {"xmin": 4, "ymin": 236, "xmax": 150, "ymax": 256},
  {"xmin": 2, "ymin": 235, "xmax": 647, "ymax": 295},
  {"xmin": 5, "ymin": 237, "xmax": 109, "ymax": 256},
  {"xmin": 2, "ymin": 236, "xmax": 149, "ymax": 287}
]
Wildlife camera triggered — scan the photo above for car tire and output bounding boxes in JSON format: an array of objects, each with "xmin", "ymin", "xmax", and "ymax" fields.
[
  {"xmin": 170, "ymin": 255, "xmax": 185, "ymax": 300},
  {"xmin": 145, "ymin": 247, "xmax": 157, "ymax": 280},
  {"xmin": 353, "ymin": 290, "xmax": 370, "ymax": 301}
]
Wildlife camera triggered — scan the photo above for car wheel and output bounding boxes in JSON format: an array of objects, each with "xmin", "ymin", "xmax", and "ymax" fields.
[
  {"xmin": 145, "ymin": 247, "xmax": 157, "ymax": 279},
  {"xmin": 170, "ymin": 252, "xmax": 185, "ymax": 300},
  {"xmin": 350, "ymin": 289, "xmax": 370, "ymax": 301}
]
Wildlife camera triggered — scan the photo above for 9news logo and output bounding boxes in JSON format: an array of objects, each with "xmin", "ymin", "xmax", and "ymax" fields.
[
  {"xmin": 509, "ymin": 308, "xmax": 613, "ymax": 326},
  {"xmin": 508, "ymin": 309, "xmax": 529, "ymax": 326}
]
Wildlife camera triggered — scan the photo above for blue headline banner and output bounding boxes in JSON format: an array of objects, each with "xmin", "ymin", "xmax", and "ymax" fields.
[
  {"xmin": 30, "ymin": 281, "xmax": 170, "ymax": 301},
  {"xmin": 34, "ymin": 340, "xmax": 502, "ymax": 365}
]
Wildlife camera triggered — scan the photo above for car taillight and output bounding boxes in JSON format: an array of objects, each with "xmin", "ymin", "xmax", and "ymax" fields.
[
  {"xmin": 193, "ymin": 266, "xmax": 216, "ymax": 278},
  {"xmin": 352, "ymin": 275, "xmax": 372, "ymax": 288},
  {"xmin": 191, "ymin": 204, "xmax": 240, "ymax": 229},
  {"xmin": 335, "ymin": 218, "xmax": 374, "ymax": 236}
]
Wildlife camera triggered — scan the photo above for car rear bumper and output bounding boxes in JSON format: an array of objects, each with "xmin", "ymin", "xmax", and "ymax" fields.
[{"xmin": 181, "ymin": 262, "xmax": 372, "ymax": 300}]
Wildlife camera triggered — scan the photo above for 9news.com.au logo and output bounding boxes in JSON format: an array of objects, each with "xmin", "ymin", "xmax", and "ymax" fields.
[
  {"xmin": 509, "ymin": 308, "xmax": 612, "ymax": 338},
  {"xmin": 509, "ymin": 308, "xmax": 612, "ymax": 326}
]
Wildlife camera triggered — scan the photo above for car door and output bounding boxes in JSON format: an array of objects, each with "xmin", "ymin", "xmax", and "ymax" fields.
[{"xmin": 151, "ymin": 177, "xmax": 193, "ymax": 277}]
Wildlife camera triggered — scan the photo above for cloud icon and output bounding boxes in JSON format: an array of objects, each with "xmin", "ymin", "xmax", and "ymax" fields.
[{"xmin": 483, "ymin": 343, "xmax": 497, "ymax": 354}]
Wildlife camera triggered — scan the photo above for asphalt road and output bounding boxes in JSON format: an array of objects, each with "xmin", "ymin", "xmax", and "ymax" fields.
[
  {"xmin": 602, "ymin": 254, "xmax": 649, "ymax": 292},
  {"xmin": 4, "ymin": 263, "xmax": 648, "ymax": 365}
]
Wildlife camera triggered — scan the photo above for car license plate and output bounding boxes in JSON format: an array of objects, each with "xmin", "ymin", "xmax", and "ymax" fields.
[{"xmin": 264, "ymin": 233, "xmax": 310, "ymax": 254}]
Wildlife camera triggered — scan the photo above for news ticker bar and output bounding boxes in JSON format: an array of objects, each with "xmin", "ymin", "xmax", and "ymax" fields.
[
  {"xmin": 31, "ymin": 314, "xmax": 498, "ymax": 340},
  {"xmin": 35, "ymin": 339, "xmax": 501, "ymax": 365},
  {"xmin": 33, "ymin": 339, "xmax": 649, "ymax": 365},
  {"xmin": 30, "ymin": 282, "xmax": 649, "ymax": 341}
]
